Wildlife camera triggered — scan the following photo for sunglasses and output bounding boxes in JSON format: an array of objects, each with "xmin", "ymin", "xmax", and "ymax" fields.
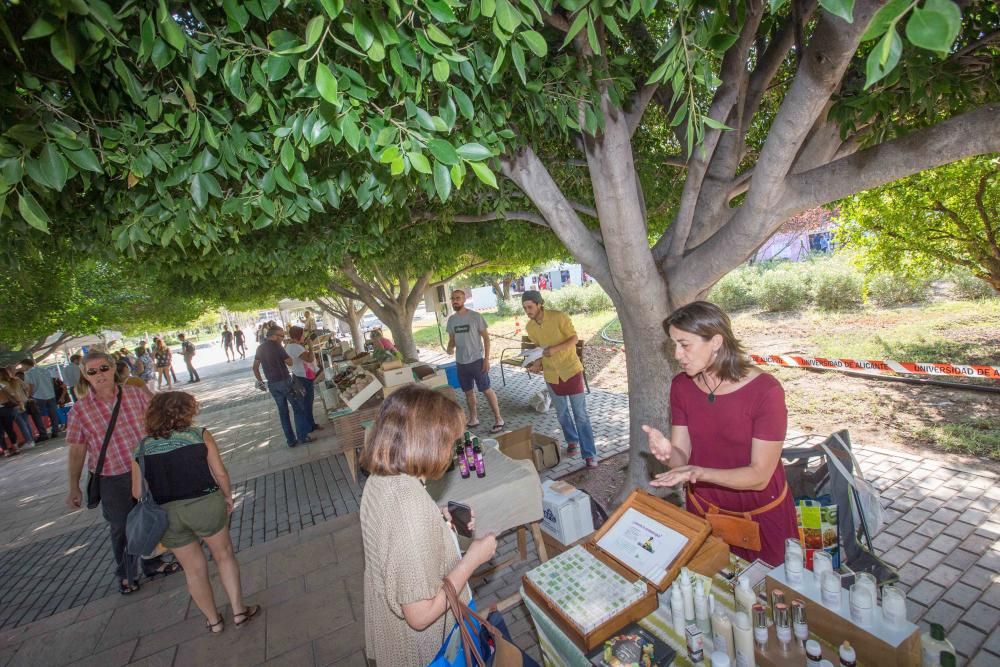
[{"xmin": 85, "ymin": 365, "xmax": 113, "ymax": 376}]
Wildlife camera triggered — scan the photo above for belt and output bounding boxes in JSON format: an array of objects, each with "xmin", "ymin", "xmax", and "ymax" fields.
[{"xmin": 686, "ymin": 482, "xmax": 789, "ymax": 519}]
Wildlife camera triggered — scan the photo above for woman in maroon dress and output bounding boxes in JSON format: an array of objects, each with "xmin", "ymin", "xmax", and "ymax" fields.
[{"xmin": 645, "ymin": 301, "xmax": 797, "ymax": 565}]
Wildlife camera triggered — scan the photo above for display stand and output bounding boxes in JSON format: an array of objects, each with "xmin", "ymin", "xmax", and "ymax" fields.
[{"xmin": 522, "ymin": 489, "xmax": 711, "ymax": 651}]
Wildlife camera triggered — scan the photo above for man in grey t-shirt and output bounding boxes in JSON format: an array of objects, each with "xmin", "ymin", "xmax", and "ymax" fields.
[{"xmin": 446, "ymin": 289, "xmax": 505, "ymax": 433}]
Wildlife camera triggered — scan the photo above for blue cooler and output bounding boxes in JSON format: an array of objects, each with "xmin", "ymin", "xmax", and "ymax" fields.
[{"xmin": 439, "ymin": 362, "xmax": 461, "ymax": 390}]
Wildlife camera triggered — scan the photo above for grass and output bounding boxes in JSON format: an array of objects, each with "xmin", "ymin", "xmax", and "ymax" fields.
[{"xmin": 915, "ymin": 418, "xmax": 1000, "ymax": 460}]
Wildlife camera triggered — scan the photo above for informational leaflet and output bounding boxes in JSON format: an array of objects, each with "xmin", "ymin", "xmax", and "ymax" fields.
[
  {"xmin": 519, "ymin": 347, "xmax": 544, "ymax": 367},
  {"xmin": 596, "ymin": 508, "xmax": 688, "ymax": 582}
]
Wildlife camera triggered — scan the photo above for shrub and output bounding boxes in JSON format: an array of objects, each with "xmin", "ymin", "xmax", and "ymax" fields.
[
  {"xmin": 811, "ymin": 263, "xmax": 863, "ymax": 311},
  {"xmin": 753, "ymin": 269, "xmax": 811, "ymax": 312},
  {"xmin": 709, "ymin": 267, "xmax": 758, "ymax": 312},
  {"xmin": 583, "ymin": 285, "xmax": 614, "ymax": 312},
  {"xmin": 495, "ymin": 297, "xmax": 521, "ymax": 317},
  {"xmin": 545, "ymin": 285, "xmax": 587, "ymax": 314},
  {"xmin": 950, "ymin": 269, "xmax": 996, "ymax": 300},
  {"xmin": 865, "ymin": 273, "xmax": 928, "ymax": 307}
]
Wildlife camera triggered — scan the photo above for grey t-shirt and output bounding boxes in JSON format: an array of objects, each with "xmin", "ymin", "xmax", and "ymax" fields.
[{"xmin": 447, "ymin": 310, "xmax": 487, "ymax": 364}]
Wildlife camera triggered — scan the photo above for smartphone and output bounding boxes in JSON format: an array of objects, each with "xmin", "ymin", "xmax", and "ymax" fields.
[{"xmin": 447, "ymin": 501, "xmax": 473, "ymax": 538}]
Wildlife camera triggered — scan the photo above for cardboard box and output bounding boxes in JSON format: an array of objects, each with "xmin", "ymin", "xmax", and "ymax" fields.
[
  {"xmin": 523, "ymin": 489, "xmax": 712, "ymax": 651},
  {"xmin": 380, "ymin": 358, "xmax": 403, "ymax": 371},
  {"xmin": 378, "ymin": 367, "xmax": 413, "ymax": 387},
  {"xmin": 496, "ymin": 425, "xmax": 561, "ymax": 472},
  {"xmin": 540, "ymin": 480, "xmax": 594, "ymax": 546},
  {"xmin": 409, "ymin": 364, "xmax": 448, "ymax": 389}
]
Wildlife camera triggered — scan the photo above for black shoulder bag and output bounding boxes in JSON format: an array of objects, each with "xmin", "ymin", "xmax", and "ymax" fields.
[{"xmin": 86, "ymin": 387, "xmax": 123, "ymax": 509}]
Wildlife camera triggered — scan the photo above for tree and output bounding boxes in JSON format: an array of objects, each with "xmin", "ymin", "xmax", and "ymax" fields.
[
  {"xmin": 837, "ymin": 155, "xmax": 999, "ymax": 291},
  {"xmin": 3, "ymin": 0, "xmax": 998, "ymax": 493},
  {"xmin": 314, "ymin": 294, "xmax": 368, "ymax": 351}
]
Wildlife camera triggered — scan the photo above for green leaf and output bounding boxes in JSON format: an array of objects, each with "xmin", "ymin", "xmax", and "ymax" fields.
[
  {"xmin": 433, "ymin": 159, "xmax": 452, "ymax": 202},
  {"xmin": 453, "ymin": 87, "xmax": 474, "ymax": 120},
  {"xmin": 139, "ymin": 13, "xmax": 155, "ymax": 60},
  {"xmin": 191, "ymin": 173, "xmax": 208, "ymax": 208},
  {"xmin": 562, "ymin": 10, "xmax": 590, "ymax": 49},
  {"xmin": 510, "ymin": 42, "xmax": 527, "ymax": 84},
  {"xmin": 457, "ymin": 143, "xmax": 493, "ymax": 161},
  {"xmin": 64, "ymin": 146, "xmax": 102, "ymax": 173},
  {"xmin": 305, "ymin": 15, "xmax": 326, "ymax": 48},
  {"xmin": 450, "ymin": 162, "xmax": 465, "ymax": 189},
  {"xmin": 428, "ymin": 139, "xmax": 459, "ymax": 165},
  {"xmin": 703, "ymin": 117, "xmax": 733, "ymax": 131},
  {"xmin": 316, "ymin": 62, "xmax": 340, "ymax": 105},
  {"xmin": 340, "ymin": 114, "xmax": 361, "ymax": 151},
  {"xmin": 586, "ymin": 15, "xmax": 601, "ymax": 54},
  {"xmin": 489, "ymin": 47, "xmax": 506, "ymax": 81},
  {"xmin": 432, "ymin": 59, "xmax": 451, "ymax": 82},
  {"xmin": 18, "ymin": 191, "xmax": 50, "ymax": 232},
  {"xmin": 39, "ymin": 144, "xmax": 68, "ymax": 191},
  {"xmin": 319, "ymin": 0, "xmax": 344, "ymax": 19},
  {"xmin": 158, "ymin": 0, "xmax": 187, "ymax": 52},
  {"xmin": 425, "ymin": 0, "xmax": 458, "ymax": 23},
  {"xmin": 50, "ymin": 27, "xmax": 76, "ymax": 73},
  {"xmin": 864, "ymin": 28, "xmax": 903, "ymax": 88},
  {"xmin": 24, "ymin": 16, "xmax": 58, "ymax": 40},
  {"xmin": 280, "ymin": 141, "xmax": 295, "ymax": 171},
  {"xmin": 495, "ymin": 0, "xmax": 521, "ymax": 33},
  {"xmin": 769, "ymin": 0, "xmax": 790, "ymax": 11},
  {"xmin": 905, "ymin": 0, "xmax": 961, "ymax": 54},
  {"xmin": 379, "ymin": 145, "xmax": 401, "ymax": 164},
  {"xmin": 469, "ymin": 161, "xmax": 498, "ymax": 188},
  {"xmin": 407, "ymin": 151, "xmax": 432, "ymax": 174},
  {"xmin": 481, "ymin": 0, "xmax": 496, "ymax": 17},
  {"xmin": 861, "ymin": 0, "xmax": 911, "ymax": 41},
  {"xmin": 521, "ymin": 30, "xmax": 548, "ymax": 57},
  {"xmin": 223, "ymin": 0, "xmax": 250, "ymax": 29},
  {"xmin": 819, "ymin": 0, "xmax": 854, "ymax": 22},
  {"xmin": 426, "ymin": 24, "xmax": 453, "ymax": 46}
]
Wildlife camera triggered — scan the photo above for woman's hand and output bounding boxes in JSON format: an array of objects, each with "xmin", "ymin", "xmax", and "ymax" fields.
[
  {"xmin": 467, "ymin": 533, "xmax": 498, "ymax": 566},
  {"xmin": 642, "ymin": 425, "xmax": 672, "ymax": 462},
  {"xmin": 225, "ymin": 495, "xmax": 234, "ymax": 514},
  {"xmin": 650, "ymin": 465, "xmax": 706, "ymax": 488},
  {"xmin": 441, "ymin": 506, "xmax": 477, "ymax": 533}
]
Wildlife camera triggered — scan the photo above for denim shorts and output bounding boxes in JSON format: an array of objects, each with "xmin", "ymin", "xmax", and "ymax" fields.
[{"xmin": 456, "ymin": 359, "xmax": 491, "ymax": 392}]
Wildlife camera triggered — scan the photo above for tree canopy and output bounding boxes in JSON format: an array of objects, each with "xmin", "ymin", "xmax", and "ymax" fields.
[{"xmin": 837, "ymin": 155, "xmax": 999, "ymax": 291}]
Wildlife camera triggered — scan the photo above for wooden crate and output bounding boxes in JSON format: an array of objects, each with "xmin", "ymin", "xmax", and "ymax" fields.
[{"xmin": 523, "ymin": 489, "xmax": 711, "ymax": 651}]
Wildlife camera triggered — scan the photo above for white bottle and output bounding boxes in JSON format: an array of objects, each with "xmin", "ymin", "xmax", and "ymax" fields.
[
  {"xmin": 839, "ymin": 641, "xmax": 857, "ymax": 667},
  {"xmin": 695, "ymin": 578, "xmax": 710, "ymax": 633},
  {"xmin": 805, "ymin": 639, "xmax": 823, "ymax": 666},
  {"xmin": 710, "ymin": 651, "xmax": 732, "ymax": 667},
  {"xmin": 671, "ymin": 585, "xmax": 687, "ymax": 636},
  {"xmin": 710, "ymin": 598, "xmax": 736, "ymax": 663},
  {"xmin": 732, "ymin": 611, "xmax": 756, "ymax": 667},
  {"xmin": 921, "ymin": 624, "xmax": 956, "ymax": 666},
  {"xmin": 680, "ymin": 567, "xmax": 696, "ymax": 621},
  {"xmin": 735, "ymin": 576, "xmax": 756, "ymax": 616}
]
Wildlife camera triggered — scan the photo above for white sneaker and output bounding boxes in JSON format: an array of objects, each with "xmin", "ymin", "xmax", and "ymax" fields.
[{"xmin": 24, "ymin": 441, "xmax": 35, "ymax": 449}]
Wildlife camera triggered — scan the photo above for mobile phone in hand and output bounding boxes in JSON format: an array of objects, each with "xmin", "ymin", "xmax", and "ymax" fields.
[{"xmin": 447, "ymin": 501, "xmax": 473, "ymax": 538}]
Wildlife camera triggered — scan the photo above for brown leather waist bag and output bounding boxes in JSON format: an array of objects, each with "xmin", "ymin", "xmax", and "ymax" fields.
[{"xmin": 686, "ymin": 483, "xmax": 789, "ymax": 552}]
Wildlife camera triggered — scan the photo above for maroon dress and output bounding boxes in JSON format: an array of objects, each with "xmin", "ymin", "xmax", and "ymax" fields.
[{"xmin": 670, "ymin": 372, "xmax": 797, "ymax": 565}]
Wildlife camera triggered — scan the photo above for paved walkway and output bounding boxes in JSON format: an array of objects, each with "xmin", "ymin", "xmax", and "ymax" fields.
[{"xmin": 0, "ymin": 352, "xmax": 996, "ymax": 665}]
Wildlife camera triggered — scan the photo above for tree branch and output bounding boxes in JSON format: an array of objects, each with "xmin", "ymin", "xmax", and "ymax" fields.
[
  {"xmin": 430, "ymin": 260, "xmax": 492, "ymax": 287},
  {"xmin": 781, "ymin": 103, "xmax": 1000, "ymax": 215},
  {"xmin": 452, "ymin": 211, "xmax": 549, "ymax": 226},
  {"xmin": 626, "ymin": 83, "xmax": 659, "ymax": 137},
  {"xmin": 974, "ymin": 171, "xmax": 998, "ymax": 252}
]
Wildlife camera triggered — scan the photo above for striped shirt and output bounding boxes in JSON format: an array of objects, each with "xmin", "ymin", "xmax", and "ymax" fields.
[{"xmin": 66, "ymin": 385, "xmax": 150, "ymax": 476}]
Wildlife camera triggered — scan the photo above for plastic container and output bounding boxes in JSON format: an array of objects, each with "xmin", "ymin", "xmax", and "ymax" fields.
[
  {"xmin": 439, "ymin": 361, "xmax": 461, "ymax": 389},
  {"xmin": 921, "ymin": 624, "xmax": 956, "ymax": 666}
]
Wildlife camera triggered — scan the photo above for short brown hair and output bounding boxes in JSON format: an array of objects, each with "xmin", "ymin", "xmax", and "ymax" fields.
[
  {"xmin": 663, "ymin": 301, "xmax": 752, "ymax": 382},
  {"xmin": 360, "ymin": 385, "xmax": 464, "ymax": 479},
  {"xmin": 146, "ymin": 391, "xmax": 199, "ymax": 439},
  {"xmin": 289, "ymin": 325, "xmax": 304, "ymax": 339}
]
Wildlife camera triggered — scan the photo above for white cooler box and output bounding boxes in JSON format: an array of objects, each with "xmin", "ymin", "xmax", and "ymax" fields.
[{"xmin": 539, "ymin": 480, "xmax": 594, "ymax": 545}]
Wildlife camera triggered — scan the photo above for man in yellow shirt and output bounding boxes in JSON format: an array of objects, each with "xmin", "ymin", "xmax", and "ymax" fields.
[{"xmin": 522, "ymin": 291, "xmax": 598, "ymax": 468}]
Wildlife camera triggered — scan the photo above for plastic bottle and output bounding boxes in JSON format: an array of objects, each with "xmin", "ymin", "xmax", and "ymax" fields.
[
  {"xmin": 839, "ymin": 641, "xmax": 857, "ymax": 667},
  {"xmin": 695, "ymin": 578, "xmax": 710, "ymax": 633},
  {"xmin": 735, "ymin": 575, "xmax": 756, "ymax": 616},
  {"xmin": 921, "ymin": 624, "xmax": 956, "ymax": 666},
  {"xmin": 671, "ymin": 585, "xmax": 687, "ymax": 636},
  {"xmin": 784, "ymin": 539, "xmax": 804, "ymax": 584},
  {"xmin": 805, "ymin": 639, "xmax": 823, "ymax": 666},
  {"xmin": 821, "ymin": 570, "xmax": 842, "ymax": 608},
  {"xmin": 773, "ymin": 603, "xmax": 791, "ymax": 650},
  {"xmin": 681, "ymin": 568, "xmax": 696, "ymax": 621},
  {"xmin": 472, "ymin": 437, "xmax": 486, "ymax": 478},
  {"xmin": 456, "ymin": 441, "xmax": 470, "ymax": 479},
  {"xmin": 710, "ymin": 597, "xmax": 735, "ymax": 663},
  {"xmin": 732, "ymin": 611, "xmax": 756, "ymax": 667},
  {"xmin": 849, "ymin": 584, "xmax": 873, "ymax": 628},
  {"xmin": 882, "ymin": 585, "xmax": 906, "ymax": 628},
  {"xmin": 939, "ymin": 651, "xmax": 956, "ymax": 667},
  {"xmin": 710, "ymin": 651, "xmax": 731, "ymax": 667},
  {"xmin": 752, "ymin": 604, "xmax": 768, "ymax": 650}
]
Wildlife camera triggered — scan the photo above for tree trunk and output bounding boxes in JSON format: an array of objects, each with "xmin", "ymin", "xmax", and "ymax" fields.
[
  {"xmin": 501, "ymin": 275, "xmax": 512, "ymax": 300},
  {"xmin": 346, "ymin": 316, "xmax": 365, "ymax": 352},
  {"xmin": 489, "ymin": 279, "xmax": 504, "ymax": 301},
  {"xmin": 379, "ymin": 310, "xmax": 419, "ymax": 361}
]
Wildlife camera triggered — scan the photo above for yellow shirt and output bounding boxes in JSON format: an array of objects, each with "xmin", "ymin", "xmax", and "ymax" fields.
[{"xmin": 525, "ymin": 309, "xmax": 583, "ymax": 384}]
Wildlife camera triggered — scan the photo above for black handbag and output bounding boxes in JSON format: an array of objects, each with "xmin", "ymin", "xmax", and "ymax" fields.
[{"xmin": 86, "ymin": 387, "xmax": 123, "ymax": 509}]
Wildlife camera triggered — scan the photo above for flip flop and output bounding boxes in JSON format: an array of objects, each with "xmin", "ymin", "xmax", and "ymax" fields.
[
  {"xmin": 466, "ymin": 422, "xmax": 481, "ymax": 429},
  {"xmin": 145, "ymin": 560, "xmax": 182, "ymax": 580},
  {"xmin": 490, "ymin": 423, "xmax": 506, "ymax": 434}
]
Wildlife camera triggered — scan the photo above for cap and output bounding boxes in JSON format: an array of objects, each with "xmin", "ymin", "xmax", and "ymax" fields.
[{"xmin": 521, "ymin": 290, "xmax": 543, "ymax": 305}]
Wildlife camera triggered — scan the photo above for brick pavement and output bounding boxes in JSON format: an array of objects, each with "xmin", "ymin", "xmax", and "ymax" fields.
[{"xmin": 0, "ymin": 353, "xmax": 995, "ymax": 665}]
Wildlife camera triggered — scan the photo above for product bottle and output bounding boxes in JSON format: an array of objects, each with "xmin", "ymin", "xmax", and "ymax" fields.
[
  {"xmin": 791, "ymin": 600, "xmax": 808, "ymax": 646},
  {"xmin": 735, "ymin": 576, "xmax": 757, "ymax": 616},
  {"xmin": 752, "ymin": 604, "xmax": 768, "ymax": 650},
  {"xmin": 839, "ymin": 641, "xmax": 857, "ymax": 667},
  {"xmin": 710, "ymin": 651, "xmax": 731, "ymax": 667},
  {"xmin": 456, "ymin": 441, "xmax": 470, "ymax": 479},
  {"xmin": 921, "ymin": 624, "xmax": 956, "ymax": 666},
  {"xmin": 681, "ymin": 568, "xmax": 696, "ymax": 621},
  {"xmin": 710, "ymin": 597, "xmax": 736, "ymax": 662},
  {"xmin": 732, "ymin": 611, "xmax": 756, "ymax": 667},
  {"xmin": 686, "ymin": 624, "xmax": 705, "ymax": 663},
  {"xmin": 695, "ymin": 578, "xmax": 710, "ymax": 633},
  {"xmin": 939, "ymin": 651, "xmax": 956, "ymax": 667},
  {"xmin": 671, "ymin": 585, "xmax": 687, "ymax": 636},
  {"xmin": 464, "ymin": 432, "xmax": 475, "ymax": 469},
  {"xmin": 805, "ymin": 639, "xmax": 823, "ymax": 666},
  {"xmin": 770, "ymin": 588, "xmax": 785, "ymax": 618},
  {"xmin": 773, "ymin": 603, "xmax": 791, "ymax": 650},
  {"xmin": 473, "ymin": 437, "xmax": 486, "ymax": 478}
]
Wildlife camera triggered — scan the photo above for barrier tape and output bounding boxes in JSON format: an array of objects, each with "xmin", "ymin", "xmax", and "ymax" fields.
[{"xmin": 750, "ymin": 354, "xmax": 1000, "ymax": 380}]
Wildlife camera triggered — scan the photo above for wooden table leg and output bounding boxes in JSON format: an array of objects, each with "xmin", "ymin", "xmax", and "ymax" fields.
[
  {"xmin": 344, "ymin": 448, "xmax": 358, "ymax": 483},
  {"xmin": 517, "ymin": 526, "xmax": 528, "ymax": 561},
  {"xmin": 530, "ymin": 521, "xmax": 548, "ymax": 563}
]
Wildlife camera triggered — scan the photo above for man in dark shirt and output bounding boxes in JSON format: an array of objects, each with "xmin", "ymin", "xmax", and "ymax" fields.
[
  {"xmin": 234, "ymin": 326, "xmax": 247, "ymax": 359},
  {"xmin": 252, "ymin": 326, "xmax": 312, "ymax": 447}
]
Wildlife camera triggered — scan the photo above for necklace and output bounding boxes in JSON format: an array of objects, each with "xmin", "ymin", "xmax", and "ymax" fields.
[{"xmin": 698, "ymin": 372, "xmax": 725, "ymax": 403}]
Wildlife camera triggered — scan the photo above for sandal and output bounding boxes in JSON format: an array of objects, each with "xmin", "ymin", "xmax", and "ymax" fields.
[
  {"xmin": 144, "ymin": 560, "xmax": 182, "ymax": 580},
  {"xmin": 233, "ymin": 604, "xmax": 261, "ymax": 628},
  {"xmin": 490, "ymin": 422, "xmax": 505, "ymax": 434},
  {"xmin": 466, "ymin": 422, "xmax": 481, "ymax": 429},
  {"xmin": 118, "ymin": 580, "xmax": 140, "ymax": 595},
  {"xmin": 206, "ymin": 615, "xmax": 225, "ymax": 635}
]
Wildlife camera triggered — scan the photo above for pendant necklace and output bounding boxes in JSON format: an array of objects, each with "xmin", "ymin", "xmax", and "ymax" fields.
[{"xmin": 699, "ymin": 372, "xmax": 725, "ymax": 403}]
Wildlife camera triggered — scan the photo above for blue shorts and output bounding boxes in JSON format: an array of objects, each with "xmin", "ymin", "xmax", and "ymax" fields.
[{"xmin": 456, "ymin": 359, "xmax": 491, "ymax": 393}]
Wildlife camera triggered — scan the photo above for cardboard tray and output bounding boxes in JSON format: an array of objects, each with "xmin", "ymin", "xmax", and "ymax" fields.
[{"xmin": 522, "ymin": 489, "xmax": 711, "ymax": 651}]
